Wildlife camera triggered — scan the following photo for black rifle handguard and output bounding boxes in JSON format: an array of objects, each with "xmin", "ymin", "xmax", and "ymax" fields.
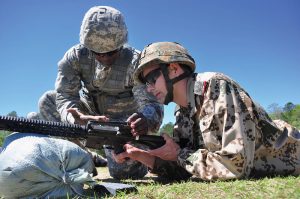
[{"xmin": 0, "ymin": 115, "xmax": 166, "ymax": 153}]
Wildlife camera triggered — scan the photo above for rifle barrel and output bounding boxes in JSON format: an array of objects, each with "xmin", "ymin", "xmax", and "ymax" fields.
[{"xmin": 0, "ymin": 116, "xmax": 86, "ymax": 138}]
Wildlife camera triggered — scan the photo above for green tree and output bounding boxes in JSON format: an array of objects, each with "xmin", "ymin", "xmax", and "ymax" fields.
[
  {"xmin": 267, "ymin": 103, "xmax": 283, "ymax": 120},
  {"xmin": 289, "ymin": 105, "xmax": 300, "ymax": 129},
  {"xmin": 281, "ymin": 102, "xmax": 296, "ymax": 125},
  {"xmin": 7, "ymin": 111, "xmax": 17, "ymax": 117},
  {"xmin": 283, "ymin": 102, "xmax": 296, "ymax": 112},
  {"xmin": 159, "ymin": 122, "xmax": 174, "ymax": 136},
  {"xmin": 268, "ymin": 102, "xmax": 300, "ymax": 129}
]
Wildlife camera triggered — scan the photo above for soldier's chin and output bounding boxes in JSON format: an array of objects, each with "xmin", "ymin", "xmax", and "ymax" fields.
[
  {"xmin": 157, "ymin": 97, "xmax": 165, "ymax": 104},
  {"xmin": 154, "ymin": 93, "xmax": 164, "ymax": 104},
  {"xmin": 102, "ymin": 61, "xmax": 115, "ymax": 66},
  {"xmin": 97, "ymin": 58, "xmax": 117, "ymax": 67}
]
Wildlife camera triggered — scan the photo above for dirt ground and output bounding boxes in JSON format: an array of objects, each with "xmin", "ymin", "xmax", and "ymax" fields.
[
  {"xmin": 93, "ymin": 166, "xmax": 158, "ymax": 183},
  {"xmin": 83, "ymin": 166, "xmax": 159, "ymax": 197}
]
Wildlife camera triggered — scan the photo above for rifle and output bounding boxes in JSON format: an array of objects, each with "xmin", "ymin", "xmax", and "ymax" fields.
[{"xmin": 0, "ymin": 115, "xmax": 165, "ymax": 153}]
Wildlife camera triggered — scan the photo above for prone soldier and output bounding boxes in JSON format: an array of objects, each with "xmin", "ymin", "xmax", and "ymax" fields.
[{"xmin": 114, "ymin": 41, "xmax": 300, "ymax": 181}]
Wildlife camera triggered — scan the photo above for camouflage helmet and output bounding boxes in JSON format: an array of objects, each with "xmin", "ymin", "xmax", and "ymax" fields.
[
  {"xmin": 79, "ymin": 6, "xmax": 128, "ymax": 53},
  {"xmin": 134, "ymin": 42, "xmax": 195, "ymax": 83}
]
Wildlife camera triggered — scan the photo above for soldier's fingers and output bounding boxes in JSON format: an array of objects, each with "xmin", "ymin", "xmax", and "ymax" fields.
[
  {"xmin": 94, "ymin": 116, "xmax": 109, "ymax": 122},
  {"xmin": 79, "ymin": 115, "xmax": 108, "ymax": 122},
  {"xmin": 131, "ymin": 129, "xmax": 140, "ymax": 137},
  {"xmin": 66, "ymin": 108, "xmax": 77, "ymax": 115},
  {"xmin": 161, "ymin": 133, "xmax": 171, "ymax": 140},
  {"xmin": 126, "ymin": 113, "xmax": 139, "ymax": 123},
  {"xmin": 132, "ymin": 117, "xmax": 145, "ymax": 125},
  {"xmin": 123, "ymin": 143, "xmax": 134, "ymax": 151},
  {"xmin": 162, "ymin": 133, "xmax": 178, "ymax": 146},
  {"xmin": 133, "ymin": 125, "xmax": 147, "ymax": 135},
  {"xmin": 67, "ymin": 108, "xmax": 83, "ymax": 117},
  {"xmin": 133, "ymin": 118, "xmax": 148, "ymax": 134},
  {"xmin": 111, "ymin": 152, "xmax": 125, "ymax": 163},
  {"xmin": 131, "ymin": 129, "xmax": 136, "ymax": 136},
  {"xmin": 79, "ymin": 115, "xmax": 95, "ymax": 121}
]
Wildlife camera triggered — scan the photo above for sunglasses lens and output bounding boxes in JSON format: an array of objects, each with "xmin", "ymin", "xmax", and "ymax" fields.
[
  {"xmin": 144, "ymin": 68, "xmax": 161, "ymax": 85},
  {"xmin": 106, "ymin": 49, "xmax": 118, "ymax": 56},
  {"xmin": 93, "ymin": 47, "xmax": 122, "ymax": 57}
]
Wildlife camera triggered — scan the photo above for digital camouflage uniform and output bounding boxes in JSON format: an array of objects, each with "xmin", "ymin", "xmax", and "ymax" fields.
[
  {"xmin": 27, "ymin": 90, "xmax": 61, "ymax": 121},
  {"xmin": 55, "ymin": 44, "xmax": 162, "ymax": 128},
  {"xmin": 54, "ymin": 43, "xmax": 162, "ymax": 179},
  {"xmin": 152, "ymin": 72, "xmax": 300, "ymax": 181},
  {"xmin": 34, "ymin": 6, "xmax": 163, "ymax": 180}
]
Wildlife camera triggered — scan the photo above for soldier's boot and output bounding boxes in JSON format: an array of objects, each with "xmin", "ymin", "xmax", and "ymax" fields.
[
  {"xmin": 91, "ymin": 151, "xmax": 108, "ymax": 167},
  {"xmin": 91, "ymin": 152, "xmax": 107, "ymax": 177},
  {"xmin": 92, "ymin": 167, "xmax": 98, "ymax": 177},
  {"xmin": 104, "ymin": 147, "xmax": 148, "ymax": 180}
]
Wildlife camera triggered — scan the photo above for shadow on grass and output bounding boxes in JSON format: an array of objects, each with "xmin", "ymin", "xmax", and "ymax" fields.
[{"xmin": 85, "ymin": 173, "xmax": 300, "ymax": 198}]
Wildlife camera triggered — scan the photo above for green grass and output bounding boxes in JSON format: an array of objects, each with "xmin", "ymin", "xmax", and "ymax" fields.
[
  {"xmin": 107, "ymin": 176, "xmax": 300, "ymax": 199},
  {"xmin": 1, "ymin": 134, "xmax": 300, "ymax": 199},
  {"xmin": 89, "ymin": 168, "xmax": 300, "ymax": 199}
]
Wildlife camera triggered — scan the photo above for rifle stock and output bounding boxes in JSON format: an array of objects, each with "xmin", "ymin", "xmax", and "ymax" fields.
[{"xmin": 0, "ymin": 116, "xmax": 165, "ymax": 153}]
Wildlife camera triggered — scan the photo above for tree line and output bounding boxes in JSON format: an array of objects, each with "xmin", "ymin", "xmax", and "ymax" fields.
[{"xmin": 267, "ymin": 102, "xmax": 300, "ymax": 129}]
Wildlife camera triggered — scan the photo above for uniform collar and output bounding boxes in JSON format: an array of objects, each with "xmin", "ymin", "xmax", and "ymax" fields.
[{"xmin": 185, "ymin": 75, "xmax": 197, "ymax": 117}]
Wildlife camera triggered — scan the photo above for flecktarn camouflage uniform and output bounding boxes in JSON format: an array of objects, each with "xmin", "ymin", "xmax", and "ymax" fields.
[{"xmin": 152, "ymin": 72, "xmax": 300, "ymax": 181}]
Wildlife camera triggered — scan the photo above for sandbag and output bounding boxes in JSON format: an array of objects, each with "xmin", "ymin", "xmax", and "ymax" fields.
[{"xmin": 0, "ymin": 133, "xmax": 95, "ymax": 198}]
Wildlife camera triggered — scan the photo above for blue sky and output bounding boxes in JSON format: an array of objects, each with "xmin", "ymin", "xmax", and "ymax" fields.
[{"xmin": 0, "ymin": 0, "xmax": 299, "ymax": 126}]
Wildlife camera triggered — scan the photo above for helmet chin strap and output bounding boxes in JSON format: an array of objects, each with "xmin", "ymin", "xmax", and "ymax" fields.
[{"xmin": 160, "ymin": 64, "xmax": 192, "ymax": 105}]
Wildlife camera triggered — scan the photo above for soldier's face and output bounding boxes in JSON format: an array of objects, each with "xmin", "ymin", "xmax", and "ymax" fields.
[
  {"xmin": 142, "ymin": 65, "xmax": 167, "ymax": 104},
  {"xmin": 93, "ymin": 48, "xmax": 121, "ymax": 66}
]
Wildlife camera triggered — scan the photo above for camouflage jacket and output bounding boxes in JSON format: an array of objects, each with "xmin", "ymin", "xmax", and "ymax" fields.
[
  {"xmin": 154, "ymin": 72, "xmax": 300, "ymax": 181},
  {"xmin": 55, "ymin": 44, "xmax": 163, "ymax": 131}
]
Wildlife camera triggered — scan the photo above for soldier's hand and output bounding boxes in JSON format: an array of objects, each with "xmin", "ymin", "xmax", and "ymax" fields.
[
  {"xmin": 113, "ymin": 144, "xmax": 149, "ymax": 162},
  {"xmin": 67, "ymin": 108, "xmax": 109, "ymax": 125},
  {"xmin": 126, "ymin": 113, "xmax": 148, "ymax": 136},
  {"xmin": 149, "ymin": 133, "xmax": 180, "ymax": 161}
]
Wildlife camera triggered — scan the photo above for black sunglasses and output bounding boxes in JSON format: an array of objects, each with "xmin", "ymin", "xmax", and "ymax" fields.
[
  {"xmin": 143, "ymin": 68, "xmax": 162, "ymax": 86},
  {"xmin": 92, "ymin": 47, "xmax": 122, "ymax": 57}
]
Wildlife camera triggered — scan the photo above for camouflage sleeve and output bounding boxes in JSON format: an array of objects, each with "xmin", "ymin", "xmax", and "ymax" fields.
[
  {"xmin": 151, "ymin": 157, "xmax": 192, "ymax": 181},
  {"xmin": 55, "ymin": 47, "xmax": 82, "ymax": 123},
  {"xmin": 132, "ymin": 84, "xmax": 164, "ymax": 133},
  {"xmin": 129, "ymin": 47, "xmax": 163, "ymax": 133},
  {"xmin": 177, "ymin": 78, "xmax": 256, "ymax": 181}
]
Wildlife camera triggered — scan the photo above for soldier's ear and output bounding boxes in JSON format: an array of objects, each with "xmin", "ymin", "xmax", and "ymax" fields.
[{"xmin": 168, "ymin": 63, "xmax": 181, "ymax": 75}]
